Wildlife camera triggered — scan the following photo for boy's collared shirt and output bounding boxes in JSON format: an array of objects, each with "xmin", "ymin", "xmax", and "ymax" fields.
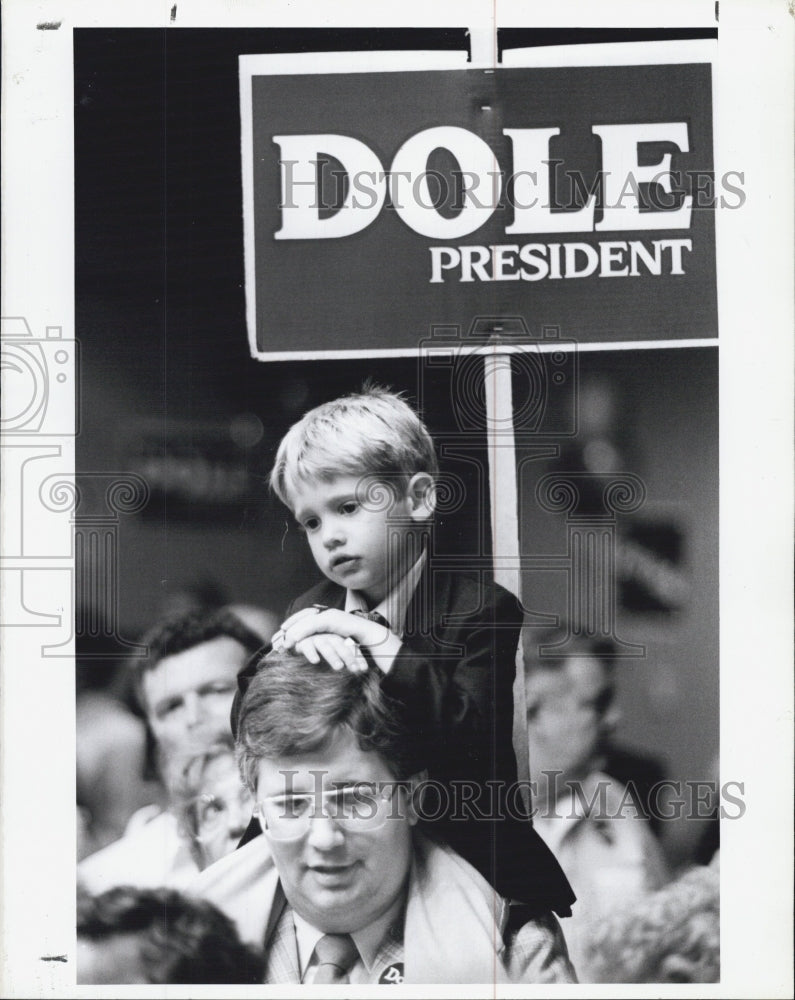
[{"xmin": 344, "ymin": 551, "xmax": 426, "ymax": 673}]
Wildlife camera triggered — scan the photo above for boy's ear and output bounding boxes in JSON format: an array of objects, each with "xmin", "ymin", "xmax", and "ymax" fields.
[{"xmin": 405, "ymin": 472, "xmax": 435, "ymax": 522}]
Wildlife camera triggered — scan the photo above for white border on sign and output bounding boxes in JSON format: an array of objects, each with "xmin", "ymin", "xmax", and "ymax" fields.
[
  {"xmin": 240, "ymin": 41, "xmax": 717, "ymax": 362},
  {"xmin": 242, "ymin": 341, "xmax": 722, "ymax": 364}
]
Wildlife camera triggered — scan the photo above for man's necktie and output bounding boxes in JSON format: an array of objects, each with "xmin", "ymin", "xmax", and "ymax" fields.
[{"xmin": 312, "ymin": 933, "xmax": 359, "ymax": 984}]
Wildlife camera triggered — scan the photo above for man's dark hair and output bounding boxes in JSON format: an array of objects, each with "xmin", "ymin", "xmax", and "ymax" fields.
[
  {"xmin": 77, "ymin": 886, "xmax": 263, "ymax": 984},
  {"xmin": 133, "ymin": 608, "xmax": 264, "ymax": 710},
  {"xmin": 236, "ymin": 649, "xmax": 426, "ymax": 791}
]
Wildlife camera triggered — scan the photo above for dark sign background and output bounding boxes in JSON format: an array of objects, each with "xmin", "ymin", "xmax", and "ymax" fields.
[{"xmin": 250, "ymin": 63, "xmax": 715, "ymax": 354}]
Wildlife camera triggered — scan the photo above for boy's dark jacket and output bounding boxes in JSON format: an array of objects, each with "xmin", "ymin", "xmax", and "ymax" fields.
[{"xmin": 233, "ymin": 568, "xmax": 576, "ymax": 918}]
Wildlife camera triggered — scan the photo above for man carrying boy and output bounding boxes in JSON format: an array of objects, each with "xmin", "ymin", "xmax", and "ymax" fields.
[
  {"xmin": 198, "ymin": 651, "xmax": 576, "ymax": 984},
  {"xmin": 235, "ymin": 387, "xmax": 574, "ymax": 916}
]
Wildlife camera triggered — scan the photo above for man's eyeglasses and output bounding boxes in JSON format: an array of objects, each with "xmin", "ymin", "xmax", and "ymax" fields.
[{"xmin": 255, "ymin": 782, "xmax": 403, "ymax": 841}]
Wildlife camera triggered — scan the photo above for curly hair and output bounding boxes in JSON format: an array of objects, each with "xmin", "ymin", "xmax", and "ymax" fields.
[
  {"xmin": 236, "ymin": 649, "xmax": 425, "ymax": 792},
  {"xmin": 170, "ymin": 731, "xmax": 239, "ymax": 867},
  {"xmin": 77, "ymin": 885, "xmax": 263, "ymax": 984},
  {"xmin": 585, "ymin": 863, "xmax": 720, "ymax": 983}
]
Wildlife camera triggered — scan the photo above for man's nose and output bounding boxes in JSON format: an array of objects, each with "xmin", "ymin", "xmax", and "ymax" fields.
[
  {"xmin": 603, "ymin": 702, "xmax": 622, "ymax": 734},
  {"xmin": 183, "ymin": 692, "xmax": 205, "ymax": 728},
  {"xmin": 306, "ymin": 813, "xmax": 345, "ymax": 850}
]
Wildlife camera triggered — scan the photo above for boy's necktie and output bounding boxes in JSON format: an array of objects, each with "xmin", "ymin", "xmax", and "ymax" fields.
[
  {"xmin": 312, "ymin": 933, "xmax": 359, "ymax": 984},
  {"xmin": 351, "ymin": 608, "xmax": 391, "ymax": 630}
]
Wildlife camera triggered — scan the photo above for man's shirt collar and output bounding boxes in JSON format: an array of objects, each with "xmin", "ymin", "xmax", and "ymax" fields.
[{"xmin": 291, "ymin": 892, "xmax": 404, "ymax": 980}]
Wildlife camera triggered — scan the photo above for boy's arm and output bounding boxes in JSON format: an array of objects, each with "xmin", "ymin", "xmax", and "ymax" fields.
[
  {"xmin": 277, "ymin": 606, "xmax": 401, "ymax": 672},
  {"xmin": 275, "ymin": 580, "xmax": 523, "ymax": 782},
  {"xmin": 380, "ymin": 582, "xmax": 523, "ymax": 782}
]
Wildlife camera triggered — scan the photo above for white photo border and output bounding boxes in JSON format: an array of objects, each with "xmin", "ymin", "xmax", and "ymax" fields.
[{"xmin": 1, "ymin": 1, "xmax": 792, "ymax": 997}]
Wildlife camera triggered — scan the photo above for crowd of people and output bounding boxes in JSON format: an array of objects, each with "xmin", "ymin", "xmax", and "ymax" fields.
[{"xmin": 76, "ymin": 388, "xmax": 719, "ymax": 985}]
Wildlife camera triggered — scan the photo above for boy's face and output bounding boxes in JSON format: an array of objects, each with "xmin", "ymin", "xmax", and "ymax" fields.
[{"xmin": 291, "ymin": 474, "xmax": 423, "ymax": 605}]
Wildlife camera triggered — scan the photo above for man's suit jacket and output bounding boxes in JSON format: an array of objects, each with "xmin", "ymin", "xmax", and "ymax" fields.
[
  {"xmin": 233, "ymin": 568, "xmax": 575, "ymax": 917},
  {"xmin": 193, "ymin": 830, "xmax": 577, "ymax": 984},
  {"xmin": 261, "ymin": 887, "xmax": 576, "ymax": 985}
]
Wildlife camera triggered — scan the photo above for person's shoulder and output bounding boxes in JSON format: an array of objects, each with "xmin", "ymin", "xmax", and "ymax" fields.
[
  {"xmin": 287, "ymin": 578, "xmax": 345, "ymax": 615},
  {"xmin": 124, "ymin": 802, "xmax": 167, "ymax": 835},
  {"xmin": 427, "ymin": 568, "xmax": 523, "ymax": 623},
  {"xmin": 503, "ymin": 907, "xmax": 579, "ymax": 984},
  {"xmin": 578, "ymin": 772, "xmax": 667, "ymax": 879},
  {"xmin": 188, "ymin": 837, "xmax": 279, "ymax": 948},
  {"xmin": 78, "ymin": 809, "xmax": 195, "ymax": 894},
  {"xmin": 586, "ymin": 769, "xmax": 655, "ymax": 825}
]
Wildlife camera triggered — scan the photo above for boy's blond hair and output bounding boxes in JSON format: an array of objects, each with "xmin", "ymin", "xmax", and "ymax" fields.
[{"xmin": 270, "ymin": 386, "xmax": 439, "ymax": 509}]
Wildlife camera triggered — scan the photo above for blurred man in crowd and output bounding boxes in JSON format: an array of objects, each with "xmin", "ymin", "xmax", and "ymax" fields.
[
  {"xmin": 524, "ymin": 632, "xmax": 668, "ymax": 980},
  {"xmin": 78, "ymin": 609, "xmax": 263, "ymax": 893}
]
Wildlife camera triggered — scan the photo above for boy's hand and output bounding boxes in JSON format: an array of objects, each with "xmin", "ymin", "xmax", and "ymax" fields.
[
  {"xmin": 295, "ymin": 632, "xmax": 369, "ymax": 674},
  {"xmin": 273, "ymin": 606, "xmax": 401, "ymax": 674}
]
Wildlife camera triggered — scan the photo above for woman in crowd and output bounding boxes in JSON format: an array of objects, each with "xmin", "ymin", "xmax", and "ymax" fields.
[{"xmin": 173, "ymin": 732, "xmax": 254, "ymax": 871}]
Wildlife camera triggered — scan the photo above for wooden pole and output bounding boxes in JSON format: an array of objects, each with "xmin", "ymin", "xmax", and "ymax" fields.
[{"xmin": 468, "ymin": 24, "xmax": 531, "ymax": 783}]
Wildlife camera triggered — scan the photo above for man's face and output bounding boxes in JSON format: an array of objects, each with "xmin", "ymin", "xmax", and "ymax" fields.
[
  {"xmin": 290, "ymin": 475, "xmax": 418, "ymax": 605},
  {"xmin": 527, "ymin": 656, "xmax": 619, "ymax": 787},
  {"xmin": 141, "ymin": 636, "xmax": 247, "ymax": 757},
  {"xmin": 255, "ymin": 729, "xmax": 416, "ymax": 934}
]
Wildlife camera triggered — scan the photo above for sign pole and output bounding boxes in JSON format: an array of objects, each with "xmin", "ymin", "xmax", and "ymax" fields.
[
  {"xmin": 485, "ymin": 341, "xmax": 531, "ymax": 783},
  {"xmin": 468, "ymin": 25, "xmax": 530, "ymax": 782}
]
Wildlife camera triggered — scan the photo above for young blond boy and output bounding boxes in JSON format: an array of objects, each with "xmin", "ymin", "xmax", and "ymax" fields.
[{"xmin": 235, "ymin": 387, "xmax": 574, "ymax": 916}]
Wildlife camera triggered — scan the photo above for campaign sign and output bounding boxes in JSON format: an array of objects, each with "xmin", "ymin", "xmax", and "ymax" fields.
[{"xmin": 241, "ymin": 58, "xmax": 717, "ymax": 358}]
